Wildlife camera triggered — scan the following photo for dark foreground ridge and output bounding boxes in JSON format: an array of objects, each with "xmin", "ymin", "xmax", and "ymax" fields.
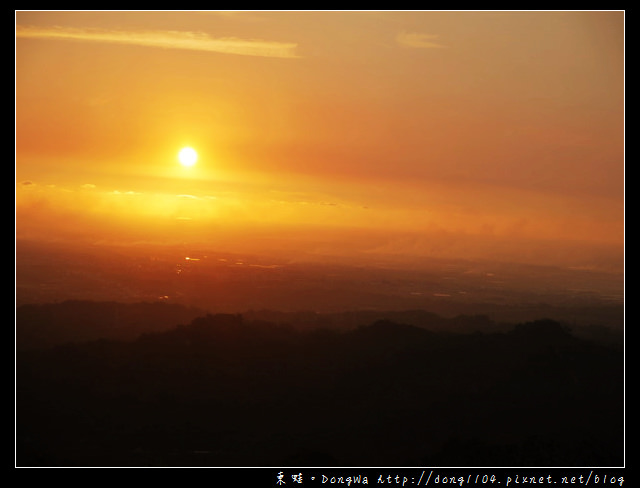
[{"xmin": 16, "ymin": 306, "xmax": 623, "ymax": 467}]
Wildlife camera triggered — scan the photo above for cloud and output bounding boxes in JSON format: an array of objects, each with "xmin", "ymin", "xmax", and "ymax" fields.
[
  {"xmin": 396, "ymin": 31, "xmax": 445, "ymax": 49},
  {"xmin": 16, "ymin": 25, "xmax": 300, "ymax": 58}
]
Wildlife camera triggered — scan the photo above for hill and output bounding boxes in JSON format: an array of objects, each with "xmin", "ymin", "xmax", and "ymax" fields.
[
  {"xmin": 16, "ymin": 300, "xmax": 205, "ymax": 350},
  {"xmin": 16, "ymin": 311, "xmax": 624, "ymax": 467}
]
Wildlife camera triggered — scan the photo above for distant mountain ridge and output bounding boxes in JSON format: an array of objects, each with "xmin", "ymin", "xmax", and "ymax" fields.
[
  {"xmin": 16, "ymin": 300, "xmax": 205, "ymax": 351},
  {"xmin": 17, "ymin": 311, "xmax": 623, "ymax": 467},
  {"xmin": 16, "ymin": 300, "xmax": 623, "ymax": 352}
]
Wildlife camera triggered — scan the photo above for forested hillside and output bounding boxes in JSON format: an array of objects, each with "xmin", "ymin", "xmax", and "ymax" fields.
[{"xmin": 16, "ymin": 310, "xmax": 623, "ymax": 467}]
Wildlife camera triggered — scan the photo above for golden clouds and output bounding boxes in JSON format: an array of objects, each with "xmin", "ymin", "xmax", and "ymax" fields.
[{"xmin": 16, "ymin": 25, "xmax": 300, "ymax": 58}]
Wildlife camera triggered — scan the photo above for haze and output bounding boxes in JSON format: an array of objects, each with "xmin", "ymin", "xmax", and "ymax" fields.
[{"xmin": 16, "ymin": 11, "xmax": 623, "ymax": 271}]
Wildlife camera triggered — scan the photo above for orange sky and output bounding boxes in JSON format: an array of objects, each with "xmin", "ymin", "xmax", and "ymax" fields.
[{"xmin": 15, "ymin": 11, "xmax": 624, "ymax": 269}]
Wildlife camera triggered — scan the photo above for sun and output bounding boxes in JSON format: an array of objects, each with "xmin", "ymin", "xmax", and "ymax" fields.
[{"xmin": 178, "ymin": 147, "xmax": 198, "ymax": 167}]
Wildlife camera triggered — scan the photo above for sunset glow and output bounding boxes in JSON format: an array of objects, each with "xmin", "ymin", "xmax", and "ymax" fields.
[
  {"xmin": 15, "ymin": 11, "xmax": 624, "ymax": 269},
  {"xmin": 15, "ymin": 11, "xmax": 626, "ymax": 469}
]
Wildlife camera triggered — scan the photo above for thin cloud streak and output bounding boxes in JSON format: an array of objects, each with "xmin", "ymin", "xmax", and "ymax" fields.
[
  {"xmin": 15, "ymin": 25, "xmax": 300, "ymax": 58},
  {"xmin": 396, "ymin": 31, "xmax": 446, "ymax": 49}
]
